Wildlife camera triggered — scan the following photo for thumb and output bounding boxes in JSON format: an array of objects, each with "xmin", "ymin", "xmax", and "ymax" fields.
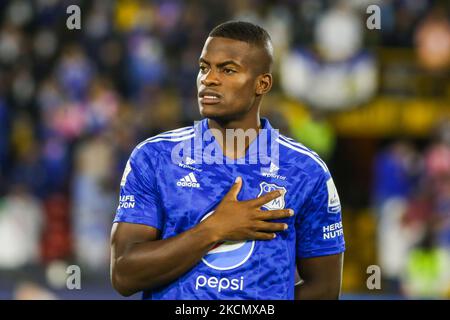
[{"xmin": 226, "ymin": 176, "xmax": 242, "ymax": 200}]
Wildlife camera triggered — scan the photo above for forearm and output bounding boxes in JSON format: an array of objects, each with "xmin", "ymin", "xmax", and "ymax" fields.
[{"xmin": 112, "ymin": 222, "xmax": 219, "ymax": 296}]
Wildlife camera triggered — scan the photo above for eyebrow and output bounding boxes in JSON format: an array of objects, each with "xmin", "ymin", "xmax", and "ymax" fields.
[{"xmin": 199, "ymin": 58, "xmax": 241, "ymax": 69}]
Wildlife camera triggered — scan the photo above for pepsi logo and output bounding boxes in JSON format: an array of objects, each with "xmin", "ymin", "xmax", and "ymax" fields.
[{"xmin": 200, "ymin": 211, "xmax": 255, "ymax": 270}]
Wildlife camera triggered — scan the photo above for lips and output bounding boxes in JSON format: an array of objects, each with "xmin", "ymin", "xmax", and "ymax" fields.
[{"xmin": 198, "ymin": 90, "xmax": 222, "ymax": 105}]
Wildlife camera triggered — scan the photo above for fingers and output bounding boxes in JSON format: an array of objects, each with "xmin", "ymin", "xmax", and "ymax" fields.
[
  {"xmin": 258, "ymin": 209, "xmax": 294, "ymax": 220},
  {"xmin": 250, "ymin": 232, "xmax": 277, "ymax": 241},
  {"xmin": 256, "ymin": 221, "xmax": 288, "ymax": 232},
  {"xmin": 248, "ymin": 189, "xmax": 285, "ymax": 208},
  {"xmin": 225, "ymin": 176, "xmax": 243, "ymax": 200}
]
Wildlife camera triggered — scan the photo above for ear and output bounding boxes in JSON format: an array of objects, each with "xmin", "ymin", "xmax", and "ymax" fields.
[{"xmin": 255, "ymin": 73, "xmax": 273, "ymax": 95}]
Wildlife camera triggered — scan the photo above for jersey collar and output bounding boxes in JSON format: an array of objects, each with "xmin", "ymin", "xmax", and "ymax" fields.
[{"xmin": 193, "ymin": 118, "xmax": 278, "ymax": 165}]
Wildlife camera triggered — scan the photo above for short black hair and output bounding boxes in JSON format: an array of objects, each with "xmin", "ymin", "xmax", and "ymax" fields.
[{"xmin": 208, "ymin": 21, "xmax": 273, "ymax": 72}]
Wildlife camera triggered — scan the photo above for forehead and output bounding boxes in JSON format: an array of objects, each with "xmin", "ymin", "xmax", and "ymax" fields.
[{"xmin": 199, "ymin": 37, "xmax": 255, "ymax": 65}]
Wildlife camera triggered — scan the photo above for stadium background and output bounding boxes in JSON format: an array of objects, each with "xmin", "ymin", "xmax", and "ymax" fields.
[{"xmin": 0, "ymin": 0, "xmax": 449, "ymax": 299}]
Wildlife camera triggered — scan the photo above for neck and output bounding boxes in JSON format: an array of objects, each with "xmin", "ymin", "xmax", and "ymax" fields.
[
  {"xmin": 207, "ymin": 112, "xmax": 262, "ymax": 160},
  {"xmin": 207, "ymin": 116, "xmax": 261, "ymax": 134}
]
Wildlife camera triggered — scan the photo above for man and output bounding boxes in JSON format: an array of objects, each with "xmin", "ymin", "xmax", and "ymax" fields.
[{"xmin": 110, "ymin": 21, "xmax": 345, "ymax": 300}]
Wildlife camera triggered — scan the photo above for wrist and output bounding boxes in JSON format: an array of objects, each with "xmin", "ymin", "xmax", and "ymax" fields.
[{"xmin": 195, "ymin": 219, "xmax": 223, "ymax": 246}]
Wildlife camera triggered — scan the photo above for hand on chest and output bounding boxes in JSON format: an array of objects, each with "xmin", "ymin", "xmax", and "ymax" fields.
[{"xmin": 158, "ymin": 159, "xmax": 295, "ymax": 225}]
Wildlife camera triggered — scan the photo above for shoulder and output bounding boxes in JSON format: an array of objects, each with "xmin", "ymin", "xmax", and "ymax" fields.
[
  {"xmin": 275, "ymin": 134, "xmax": 340, "ymax": 211},
  {"xmin": 134, "ymin": 125, "xmax": 195, "ymax": 155},
  {"xmin": 276, "ymin": 133, "xmax": 330, "ymax": 178},
  {"xmin": 125, "ymin": 125, "xmax": 195, "ymax": 169}
]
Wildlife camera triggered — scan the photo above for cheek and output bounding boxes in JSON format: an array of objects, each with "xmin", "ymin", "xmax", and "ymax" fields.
[{"xmin": 229, "ymin": 77, "xmax": 255, "ymax": 97}]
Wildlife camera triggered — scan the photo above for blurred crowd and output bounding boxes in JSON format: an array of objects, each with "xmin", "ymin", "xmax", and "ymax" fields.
[
  {"xmin": 0, "ymin": 0, "xmax": 448, "ymax": 299},
  {"xmin": 373, "ymin": 121, "xmax": 450, "ymax": 298}
]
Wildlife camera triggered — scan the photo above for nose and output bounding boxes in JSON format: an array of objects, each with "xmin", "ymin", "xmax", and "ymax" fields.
[{"xmin": 200, "ymin": 69, "xmax": 220, "ymax": 87}]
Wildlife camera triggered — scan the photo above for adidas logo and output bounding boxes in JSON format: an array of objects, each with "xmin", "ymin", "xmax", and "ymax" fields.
[{"xmin": 177, "ymin": 172, "xmax": 200, "ymax": 188}]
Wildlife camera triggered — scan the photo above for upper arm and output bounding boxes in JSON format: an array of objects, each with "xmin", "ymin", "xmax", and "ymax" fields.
[
  {"xmin": 114, "ymin": 146, "xmax": 164, "ymax": 230},
  {"xmin": 294, "ymin": 168, "xmax": 345, "ymax": 298},
  {"xmin": 110, "ymin": 222, "xmax": 160, "ymax": 262},
  {"xmin": 110, "ymin": 222, "xmax": 160, "ymax": 295},
  {"xmin": 110, "ymin": 145, "xmax": 165, "ymax": 295},
  {"xmin": 295, "ymin": 170, "xmax": 345, "ymax": 259},
  {"xmin": 295, "ymin": 253, "xmax": 344, "ymax": 299}
]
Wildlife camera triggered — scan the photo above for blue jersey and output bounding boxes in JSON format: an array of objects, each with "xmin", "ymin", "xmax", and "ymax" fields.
[{"xmin": 114, "ymin": 118, "xmax": 345, "ymax": 300}]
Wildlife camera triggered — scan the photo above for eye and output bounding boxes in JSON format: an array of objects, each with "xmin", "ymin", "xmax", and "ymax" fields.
[
  {"xmin": 199, "ymin": 65, "xmax": 209, "ymax": 74},
  {"xmin": 223, "ymin": 68, "xmax": 236, "ymax": 75}
]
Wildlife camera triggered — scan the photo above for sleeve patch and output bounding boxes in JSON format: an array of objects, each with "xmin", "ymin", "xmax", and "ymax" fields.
[
  {"xmin": 120, "ymin": 160, "xmax": 132, "ymax": 187},
  {"xmin": 326, "ymin": 178, "xmax": 341, "ymax": 213}
]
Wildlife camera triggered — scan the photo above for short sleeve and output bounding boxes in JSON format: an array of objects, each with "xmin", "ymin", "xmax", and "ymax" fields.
[
  {"xmin": 113, "ymin": 146, "xmax": 164, "ymax": 230},
  {"xmin": 296, "ymin": 170, "xmax": 345, "ymax": 259}
]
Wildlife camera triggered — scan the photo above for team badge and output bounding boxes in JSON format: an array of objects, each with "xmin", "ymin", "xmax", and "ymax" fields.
[{"xmin": 257, "ymin": 182, "xmax": 286, "ymax": 210}]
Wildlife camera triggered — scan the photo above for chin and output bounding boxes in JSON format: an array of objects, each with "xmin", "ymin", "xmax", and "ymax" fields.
[
  {"xmin": 199, "ymin": 104, "xmax": 245, "ymax": 123},
  {"xmin": 199, "ymin": 105, "xmax": 226, "ymax": 119}
]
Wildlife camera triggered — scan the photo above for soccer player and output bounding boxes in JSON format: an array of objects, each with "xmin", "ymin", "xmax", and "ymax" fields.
[{"xmin": 110, "ymin": 21, "xmax": 345, "ymax": 300}]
